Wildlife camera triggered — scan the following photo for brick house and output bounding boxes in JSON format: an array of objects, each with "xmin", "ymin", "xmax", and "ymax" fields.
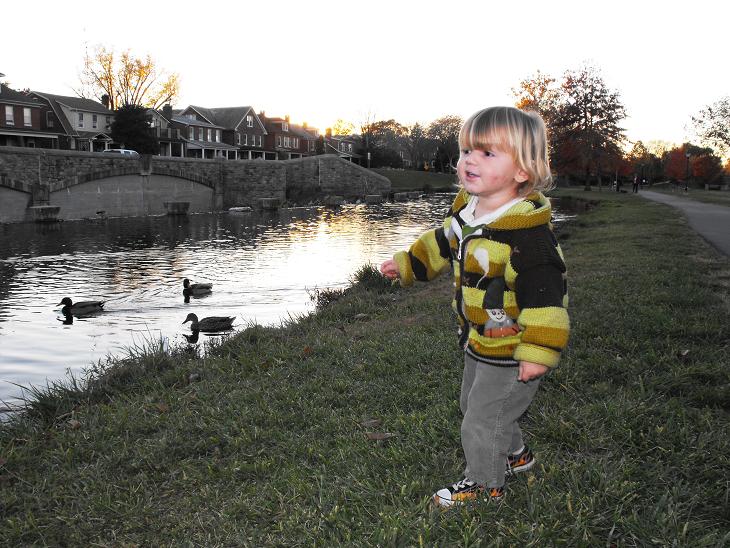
[
  {"xmin": 146, "ymin": 105, "xmax": 185, "ymax": 157},
  {"xmin": 262, "ymin": 115, "xmax": 322, "ymax": 160},
  {"xmin": 29, "ymin": 91, "xmax": 114, "ymax": 151},
  {"xmin": 170, "ymin": 106, "xmax": 240, "ymax": 159},
  {"xmin": 192, "ymin": 106, "xmax": 268, "ymax": 160},
  {"xmin": 0, "ymin": 84, "xmax": 61, "ymax": 149},
  {"xmin": 325, "ymin": 130, "xmax": 363, "ymax": 165}
]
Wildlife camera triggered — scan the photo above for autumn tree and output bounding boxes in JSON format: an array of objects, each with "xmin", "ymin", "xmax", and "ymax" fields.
[
  {"xmin": 331, "ymin": 119, "xmax": 355, "ymax": 136},
  {"xmin": 427, "ymin": 115, "xmax": 463, "ymax": 171},
  {"xmin": 551, "ymin": 65, "xmax": 627, "ymax": 187},
  {"xmin": 663, "ymin": 145, "xmax": 691, "ymax": 182},
  {"xmin": 110, "ymin": 104, "xmax": 158, "ymax": 154},
  {"xmin": 512, "ymin": 70, "xmax": 561, "ymax": 139},
  {"xmin": 78, "ymin": 45, "xmax": 179, "ymax": 110},
  {"xmin": 691, "ymin": 96, "xmax": 730, "ymax": 155}
]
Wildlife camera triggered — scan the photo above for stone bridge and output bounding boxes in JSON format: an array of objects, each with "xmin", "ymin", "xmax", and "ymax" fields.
[{"xmin": 0, "ymin": 147, "xmax": 390, "ymax": 223}]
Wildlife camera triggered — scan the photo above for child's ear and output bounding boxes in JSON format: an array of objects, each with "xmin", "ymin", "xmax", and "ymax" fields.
[{"xmin": 515, "ymin": 169, "xmax": 529, "ymax": 183}]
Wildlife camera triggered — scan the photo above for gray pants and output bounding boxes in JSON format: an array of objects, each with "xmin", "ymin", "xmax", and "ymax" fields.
[{"xmin": 460, "ymin": 353, "xmax": 541, "ymax": 488}]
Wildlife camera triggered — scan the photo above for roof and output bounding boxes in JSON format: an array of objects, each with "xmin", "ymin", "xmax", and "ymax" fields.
[
  {"xmin": 171, "ymin": 114, "xmax": 224, "ymax": 129},
  {"xmin": 0, "ymin": 84, "xmax": 41, "ymax": 106},
  {"xmin": 182, "ymin": 105, "xmax": 266, "ymax": 133},
  {"xmin": 32, "ymin": 92, "xmax": 113, "ymax": 115}
]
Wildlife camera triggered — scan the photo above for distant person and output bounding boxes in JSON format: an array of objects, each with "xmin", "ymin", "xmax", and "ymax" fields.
[
  {"xmin": 632, "ymin": 175, "xmax": 639, "ymax": 193},
  {"xmin": 380, "ymin": 106, "xmax": 570, "ymax": 508}
]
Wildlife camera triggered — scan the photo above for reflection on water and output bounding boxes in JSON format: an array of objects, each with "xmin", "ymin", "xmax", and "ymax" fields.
[{"xmin": 0, "ymin": 194, "xmax": 569, "ymax": 406}]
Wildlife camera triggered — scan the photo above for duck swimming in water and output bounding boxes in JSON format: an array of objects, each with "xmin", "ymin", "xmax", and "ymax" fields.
[
  {"xmin": 182, "ymin": 313, "xmax": 235, "ymax": 332},
  {"xmin": 57, "ymin": 297, "xmax": 105, "ymax": 316},
  {"xmin": 183, "ymin": 278, "xmax": 213, "ymax": 296}
]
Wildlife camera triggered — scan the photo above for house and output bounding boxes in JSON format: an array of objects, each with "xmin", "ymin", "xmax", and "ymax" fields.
[
  {"xmin": 0, "ymin": 84, "xmax": 61, "ymax": 149},
  {"xmin": 169, "ymin": 105, "xmax": 270, "ymax": 160},
  {"xmin": 324, "ymin": 129, "xmax": 363, "ymax": 164},
  {"xmin": 262, "ymin": 115, "xmax": 321, "ymax": 160},
  {"xmin": 191, "ymin": 106, "xmax": 268, "ymax": 160},
  {"xmin": 29, "ymin": 91, "xmax": 114, "ymax": 151},
  {"xmin": 147, "ymin": 105, "xmax": 185, "ymax": 157}
]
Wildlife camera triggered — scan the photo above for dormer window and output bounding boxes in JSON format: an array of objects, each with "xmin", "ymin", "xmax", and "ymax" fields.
[
  {"xmin": 246, "ymin": 115, "xmax": 253, "ymax": 127},
  {"xmin": 282, "ymin": 122, "xmax": 288, "ymax": 132}
]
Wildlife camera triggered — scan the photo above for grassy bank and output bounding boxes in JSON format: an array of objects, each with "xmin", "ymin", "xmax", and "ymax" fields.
[
  {"xmin": 646, "ymin": 185, "xmax": 730, "ymax": 207},
  {"xmin": 1, "ymin": 190, "xmax": 729, "ymax": 546},
  {"xmin": 372, "ymin": 168, "xmax": 457, "ymax": 192}
]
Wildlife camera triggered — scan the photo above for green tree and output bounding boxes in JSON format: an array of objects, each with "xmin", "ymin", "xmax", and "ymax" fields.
[
  {"xmin": 426, "ymin": 115, "xmax": 463, "ymax": 172},
  {"xmin": 691, "ymin": 96, "xmax": 730, "ymax": 156},
  {"xmin": 78, "ymin": 45, "xmax": 180, "ymax": 110},
  {"xmin": 110, "ymin": 104, "xmax": 158, "ymax": 154}
]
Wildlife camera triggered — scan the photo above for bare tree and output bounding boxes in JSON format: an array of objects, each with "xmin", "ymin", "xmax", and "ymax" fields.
[{"xmin": 692, "ymin": 96, "xmax": 730, "ymax": 156}]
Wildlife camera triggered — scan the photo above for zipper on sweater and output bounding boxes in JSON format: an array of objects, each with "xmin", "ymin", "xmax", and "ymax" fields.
[{"xmin": 455, "ymin": 230, "xmax": 491, "ymax": 349}]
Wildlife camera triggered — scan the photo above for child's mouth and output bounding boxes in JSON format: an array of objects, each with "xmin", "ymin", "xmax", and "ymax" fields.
[{"xmin": 465, "ymin": 171, "xmax": 479, "ymax": 179}]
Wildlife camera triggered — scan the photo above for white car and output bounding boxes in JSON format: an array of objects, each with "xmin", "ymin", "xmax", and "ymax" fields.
[{"xmin": 102, "ymin": 148, "xmax": 140, "ymax": 158}]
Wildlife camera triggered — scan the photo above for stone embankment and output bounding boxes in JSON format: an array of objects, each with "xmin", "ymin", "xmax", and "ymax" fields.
[{"xmin": 0, "ymin": 148, "xmax": 391, "ymax": 222}]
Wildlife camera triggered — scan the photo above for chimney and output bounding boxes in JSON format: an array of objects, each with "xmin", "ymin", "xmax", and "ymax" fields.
[
  {"xmin": 303, "ymin": 122, "xmax": 308, "ymax": 129},
  {"xmin": 285, "ymin": 114, "xmax": 290, "ymax": 123},
  {"xmin": 326, "ymin": 128, "xmax": 332, "ymax": 138},
  {"xmin": 101, "ymin": 94, "xmax": 110, "ymax": 109},
  {"xmin": 162, "ymin": 104, "xmax": 173, "ymax": 120}
]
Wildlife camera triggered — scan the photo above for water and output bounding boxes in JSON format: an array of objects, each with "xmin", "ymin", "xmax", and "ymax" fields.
[{"xmin": 0, "ymin": 194, "xmax": 570, "ymax": 407}]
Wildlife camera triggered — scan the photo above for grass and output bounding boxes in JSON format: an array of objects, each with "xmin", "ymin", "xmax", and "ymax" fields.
[
  {"xmin": 644, "ymin": 183, "xmax": 730, "ymax": 207},
  {"xmin": 372, "ymin": 168, "xmax": 458, "ymax": 192},
  {"xmin": 1, "ymin": 190, "xmax": 729, "ymax": 546}
]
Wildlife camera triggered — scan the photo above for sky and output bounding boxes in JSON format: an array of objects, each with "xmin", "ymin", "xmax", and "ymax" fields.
[{"xmin": 3, "ymin": 0, "xmax": 728, "ymax": 148}]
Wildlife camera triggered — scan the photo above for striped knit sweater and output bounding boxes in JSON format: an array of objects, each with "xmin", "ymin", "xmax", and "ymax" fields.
[{"xmin": 393, "ymin": 189, "xmax": 569, "ymax": 368}]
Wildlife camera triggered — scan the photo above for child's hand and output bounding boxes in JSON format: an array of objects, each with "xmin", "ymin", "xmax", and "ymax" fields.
[
  {"xmin": 380, "ymin": 259, "xmax": 400, "ymax": 280},
  {"xmin": 518, "ymin": 361, "xmax": 548, "ymax": 382}
]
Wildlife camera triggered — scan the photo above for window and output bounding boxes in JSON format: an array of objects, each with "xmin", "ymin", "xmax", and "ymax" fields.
[
  {"xmin": 257, "ymin": 135, "xmax": 262, "ymax": 147},
  {"xmin": 207, "ymin": 129, "xmax": 212, "ymax": 141},
  {"xmin": 246, "ymin": 115, "xmax": 253, "ymax": 127},
  {"xmin": 46, "ymin": 111, "xmax": 54, "ymax": 128},
  {"xmin": 189, "ymin": 127, "xmax": 194, "ymax": 140},
  {"xmin": 284, "ymin": 136, "xmax": 290, "ymax": 148},
  {"xmin": 348, "ymin": 144, "xmax": 352, "ymax": 152},
  {"xmin": 5, "ymin": 106, "xmax": 14, "ymax": 125},
  {"xmin": 78, "ymin": 112, "xmax": 84, "ymax": 127},
  {"xmin": 242, "ymin": 133, "xmax": 248, "ymax": 145},
  {"xmin": 24, "ymin": 108, "xmax": 32, "ymax": 127},
  {"xmin": 236, "ymin": 133, "xmax": 240, "ymax": 145},
  {"xmin": 92, "ymin": 114, "xmax": 98, "ymax": 129},
  {"xmin": 282, "ymin": 122, "xmax": 288, "ymax": 131},
  {"xmin": 106, "ymin": 116, "xmax": 111, "ymax": 129},
  {"xmin": 276, "ymin": 136, "xmax": 281, "ymax": 147},
  {"xmin": 216, "ymin": 129, "xmax": 221, "ymax": 142}
]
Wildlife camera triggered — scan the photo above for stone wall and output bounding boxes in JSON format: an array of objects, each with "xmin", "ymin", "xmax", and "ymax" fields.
[{"xmin": 0, "ymin": 148, "xmax": 390, "ymax": 223}]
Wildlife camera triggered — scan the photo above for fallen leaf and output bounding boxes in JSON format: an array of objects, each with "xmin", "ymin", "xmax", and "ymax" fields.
[
  {"xmin": 302, "ymin": 346, "xmax": 314, "ymax": 356},
  {"xmin": 156, "ymin": 402, "xmax": 170, "ymax": 413},
  {"xmin": 67, "ymin": 419, "xmax": 81, "ymax": 430},
  {"xmin": 366, "ymin": 432, "xmax": 395, "ymax": 441},
  {"xmin": 361, "ymin": 418, "xmax": 382, "ymax": 428}
]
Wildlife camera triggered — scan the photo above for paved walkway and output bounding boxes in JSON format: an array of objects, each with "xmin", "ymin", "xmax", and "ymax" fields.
[{"xmin": 640, "ymin": 191, "xmax": 730, "ymax": 257}]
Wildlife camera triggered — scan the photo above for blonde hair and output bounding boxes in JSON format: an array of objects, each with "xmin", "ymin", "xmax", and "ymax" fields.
[{"xmin": 459, "ymin": 106, "xmax": 553, "ymax": 195}]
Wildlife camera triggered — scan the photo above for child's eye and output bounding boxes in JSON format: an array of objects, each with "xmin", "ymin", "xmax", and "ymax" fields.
[
  {"xmin": 483, "ymin": 150, "xmax": 494, "ymax": 157},
  {"xmin": 461, "ymin": 149, "xmax": 471, "ymax": 155}
]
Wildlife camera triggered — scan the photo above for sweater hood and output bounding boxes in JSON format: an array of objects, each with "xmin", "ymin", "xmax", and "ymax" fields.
[{"xmin": 448, "ymin": 189, "xmax": 553, "ymax": 231}]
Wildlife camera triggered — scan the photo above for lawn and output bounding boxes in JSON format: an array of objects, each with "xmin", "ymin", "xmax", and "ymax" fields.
[
  {"xmin": 371, "ymin": 168, "xmax": 457, "ymax": 192},
  {"xmin": 1, "ymin": 190, "xmax": 729, "ymax": 546}
]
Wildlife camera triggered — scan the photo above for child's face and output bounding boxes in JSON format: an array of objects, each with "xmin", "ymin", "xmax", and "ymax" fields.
[{"xmin": 457, "ymin": 146, "xmax": 528, "ymax": 202}]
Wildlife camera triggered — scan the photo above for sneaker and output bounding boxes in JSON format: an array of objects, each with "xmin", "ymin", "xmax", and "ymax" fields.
[
  {"xmin": 432, "ymin": 478, "xmax": 505, "ymax": 508},
  {"xmin": 506, "ymin": 445, "xmax": 535, "ymax": 476}
]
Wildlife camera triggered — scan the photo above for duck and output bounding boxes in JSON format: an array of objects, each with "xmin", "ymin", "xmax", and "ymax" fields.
[
  {"xmin": 57, "ymin": 297, "xmax": 105, "ymax": 315},
  {"xmin": 182, "ymin": 313, "xmax": 235, "ymax": 332},
  {"xmin": 183, "ymin": 278, "xmax": 213, "ymax": 296}
]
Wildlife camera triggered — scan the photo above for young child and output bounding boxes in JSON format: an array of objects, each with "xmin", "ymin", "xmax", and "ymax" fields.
[{"xmin": 380, "ymin": 106, "xmax": 569, "ymax": 508}]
